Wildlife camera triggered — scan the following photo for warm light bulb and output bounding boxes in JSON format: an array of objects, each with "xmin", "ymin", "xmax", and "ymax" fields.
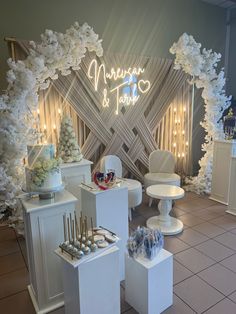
[
  {"xmin": 44, "ymin": 139, "xmax": 47, "ymax": 144},
  {"xmin": 173, "ymin": 143, "xmax": 176, "ymax": 148},
  {"xmin": 182, "ymin": 130, "xmax": 185, "ymax": 135},
  {"xmin": 175, "ymin": 119, "xmax": 178, "ymax": 124},
  {"xmin": 186, "ymin": 141, "xmax": 189, "ymax": 146},
  {"xmin": 178, "ymin": 119, "xmax": 181, "ymax": 124},
  {"xmin": 182, "ymin": 152, "xmax": 185, "ymax": 158},
  {"xmin": 174, "ymin": 107, "xmax": 177, "ymax": 113},
  {"xmin": 37, "ymin": 108, "xmax": 40, "ymax": 114},
  {"xmin": 173, "ymin": 131, "xmax": 177, "ymax": 136},
  {"xmin": 53, "ymin": 124, "xmax": 56, "ymax": 130},
  {"xmin": 183, "ymin": 107, "xmax": 186, "ymax": 112},
  {"xmin": 44, "ymin": 124, "xmax": 47, "ymax": 130},
  {"xmin": 58, "ymin": 108, "xmax": 61, "ymax": 115},
  {"xmin": 178, "ymin": 153, "xmax": 181, "ymax": 158}
]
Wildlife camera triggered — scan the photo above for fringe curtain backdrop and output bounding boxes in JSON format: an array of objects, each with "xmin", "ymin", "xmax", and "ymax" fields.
[{"xmin": 6, "ymin": 38, "xmax": 193, "ymax": 180}]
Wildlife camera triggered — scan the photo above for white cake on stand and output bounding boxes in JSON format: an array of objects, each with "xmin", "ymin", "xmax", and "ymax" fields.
[{"xmin": 25, "ymin": 144, "xmax": 63, "ymax": 198}]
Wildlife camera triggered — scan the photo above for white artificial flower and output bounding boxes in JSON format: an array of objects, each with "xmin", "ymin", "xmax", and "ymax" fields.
[
  {"xmin": 0, "ymin": 21, "xmax": 102, "ymax": 208},
  {"xmin": 170, "ymin": 33, "xmax": 231, "ymax": 194}
]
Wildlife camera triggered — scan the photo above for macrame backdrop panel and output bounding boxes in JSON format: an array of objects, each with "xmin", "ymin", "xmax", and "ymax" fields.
[{"xmin": 7, "ymin": 39, "xmax": 192, "ymax": 180}]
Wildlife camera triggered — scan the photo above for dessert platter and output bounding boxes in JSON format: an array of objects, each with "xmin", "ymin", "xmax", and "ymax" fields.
[{"xmin": 58, "ymin": 212, "xmax": 119, "ymax": 265}]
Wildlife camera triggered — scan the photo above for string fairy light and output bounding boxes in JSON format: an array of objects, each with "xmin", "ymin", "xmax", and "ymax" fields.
[
  {"xmin": 53, "ymin": 123, "xmax": 58, "ymax": 143},
  {"xmin": 167, "ymin": 100, "xmax": 190, "ymax": 175}
]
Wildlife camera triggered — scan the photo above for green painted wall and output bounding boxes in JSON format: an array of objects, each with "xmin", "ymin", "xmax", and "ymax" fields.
[
  {"xmin": 228, "ymin": 8, "xmax": 236, "ymax": 98},
  {"xmin": 0, "ymin": 0, "xmax": 227, "ymax": 91},
  {"xmin": 0, "ymin": 0, "xmax": 227, "ymax": 173}
]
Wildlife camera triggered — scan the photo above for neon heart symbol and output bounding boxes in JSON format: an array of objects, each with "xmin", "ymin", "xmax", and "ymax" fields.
[{"xmin": 138, "ymin": 79, "xmax": 151, "ymax": 94}]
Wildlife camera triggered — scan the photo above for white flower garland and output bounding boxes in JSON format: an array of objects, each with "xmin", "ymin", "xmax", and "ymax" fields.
[
  {"xmin": 0, "ymin": 22, "xmax": 103, "ymax": 210},
  {"xmin": 170, "ymin": 33, "xmax": 231, "ymax": 194}
]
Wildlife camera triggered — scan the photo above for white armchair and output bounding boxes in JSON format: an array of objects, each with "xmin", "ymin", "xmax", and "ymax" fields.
[
  {"xmin": 100, "ymin": 155, "xmax": 142, "ymax": 221},
  {"xmin": 144, "ymin": 150, "xmax": 180, "ymax": 206}
]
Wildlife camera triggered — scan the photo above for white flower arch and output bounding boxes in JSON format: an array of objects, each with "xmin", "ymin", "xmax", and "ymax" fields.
[
  {"xmin": 170, "ymin": 33, "xmax": 231, "ymax": 194},
  {"xmin": 0, "ymin": 29, "xmax": 230, "ymax": 210},
  {"xmin": 0, "ymin": 22, "xmax": 103, "ymax": 209}
]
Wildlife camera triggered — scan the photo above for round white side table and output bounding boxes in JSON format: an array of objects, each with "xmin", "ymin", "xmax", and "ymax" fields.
[{"xmin": 146, "ymin": 184, "xmax": 184, "ymax": 235}]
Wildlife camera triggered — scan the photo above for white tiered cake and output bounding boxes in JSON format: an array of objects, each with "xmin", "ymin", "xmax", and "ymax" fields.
[{"xmin": 25, "ymin": 144, "xmax": 62, "ymax": 192}]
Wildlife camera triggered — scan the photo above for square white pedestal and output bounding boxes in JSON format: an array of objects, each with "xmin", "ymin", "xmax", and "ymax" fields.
[
  {"xmin": 21, "ymin": 190, "xmax": 77, "ymax": 314},
  {"xmin": 56, "ymin": 245, "xmax": 120, "ymax": 314},
  {"xmin": 81, "ymin": 184, "xmax": 128, "ymax": 280},
  {"xmin": 227, "ymin": 157, "xmax": 236, "ymax": 215},
  {"xmin": 210, "ymin": 140, "xmax": 236, "ymax": 205},
  {"xmin": 125, "ymin": 249, "xmax": 173, "ymax": 314},
  {"xmin": 60, "ymin": 159, "xmax": 93, "ymax": 214}
]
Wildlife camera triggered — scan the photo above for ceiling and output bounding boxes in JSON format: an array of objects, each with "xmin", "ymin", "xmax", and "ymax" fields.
[{"xmin": 201, "ymin": 0, "xmax": 236, "ymax": 8}]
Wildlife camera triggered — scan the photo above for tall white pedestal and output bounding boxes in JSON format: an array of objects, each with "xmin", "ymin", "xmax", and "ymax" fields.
[
  {"xmin": 21, "ymin": 190, "xmax": 77, "ymax": 314},
  {"xmin": 81, "ymin": 183, "xmax": 128, "ymax": 280},
  {"xmin": 210, "ymin": 140, "xmax": 236, "ymax": 205},
  {"xmin": 56, "ymin": 246, "xmax": 120, "ymax": 314},
  {"xmin": 227, "ymin": 157, "xmax": 236, "ymax": 215},
  {"xmin": 60, "ymin": 159, "xmax": 93, "ymax": 214},
  {"xmin": 125, "ymin": 249, "xmax": 173, "ymax": 314}
]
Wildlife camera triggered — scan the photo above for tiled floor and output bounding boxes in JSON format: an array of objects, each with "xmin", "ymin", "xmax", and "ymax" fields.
[{"xmin": 1, "ymin": 192, "xmax": 236, "ymax": 313}]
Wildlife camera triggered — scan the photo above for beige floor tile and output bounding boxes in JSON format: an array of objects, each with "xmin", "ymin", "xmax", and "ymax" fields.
[
  {"xmin": 174, "ymin": 276, "xmax": 224, "ymax": 313},
  {"xmin": 198, "ymin": 264, "xmax": 236, "ymax": 296}
]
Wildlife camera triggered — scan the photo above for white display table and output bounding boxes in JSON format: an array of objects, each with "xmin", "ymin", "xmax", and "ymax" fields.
[
  {"xmin": 55, "ymin": 245, "xmax": 120, "ymax": 314},
  {"xmin": 21, "ymin": 190, "xmax": 77, "ymax": 314},
  {"xmin": 146, "ymin": 184, "xmax": 184, "ymax": 235},
  {"xmin": 227, "ymin": 157, "xmax": 236, "ymax": 215},
  {"xmin": 60, "ymin": 159, "xmax": 93, "ymax": 213},
  {"xmin": 125, "ymin": 249, "xmax": 173, "ymax": 314},
  {"xmin": 80, "ymin": 183, "xmax": 128, "ymax": 280},
  {"xmin": 210, "ymin": 140, "xmax": 236, "ymax": 205}
]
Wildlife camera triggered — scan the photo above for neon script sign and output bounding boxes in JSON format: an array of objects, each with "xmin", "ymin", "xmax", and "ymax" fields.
[{"xmin": 87, "ymin": 59, "xmax": 151, "ymax": 114}]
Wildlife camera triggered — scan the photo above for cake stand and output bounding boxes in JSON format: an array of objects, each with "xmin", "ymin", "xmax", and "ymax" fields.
[{"xmin": 23, "ymin": 184, "xmax": 65, "ymax": 200}]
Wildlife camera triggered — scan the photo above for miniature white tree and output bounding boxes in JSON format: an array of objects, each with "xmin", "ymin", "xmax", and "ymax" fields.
[{"xmin": 58, "ymin": 115, "xmax": 83, "ymax": 163}]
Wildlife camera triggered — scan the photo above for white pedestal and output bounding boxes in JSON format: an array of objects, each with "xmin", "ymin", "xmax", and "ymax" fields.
[
  {"xmin": 56, "ymin": 246, "xmax": 120, "ymax": 314},
  {"xmin": 81, "ymin": 183, "xmax": 128, "ymax": 280},
  {"xmin": 60, "ymin": 159, "xmax": 93, "ymax": 214},
  {"xmin": 21, "ymin": 190, "xmax": 77, "ymax": 314},
  {"xmin": 227, "ymin": 157, "xmax": 236, "ymax": 215},
  {"xmin": 125, "ymin": 249, "xmax": 173, "ymax": 314},
  {"xmin": 210, "ymin": 140, "xmax": 236, "ymax": 205}
]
